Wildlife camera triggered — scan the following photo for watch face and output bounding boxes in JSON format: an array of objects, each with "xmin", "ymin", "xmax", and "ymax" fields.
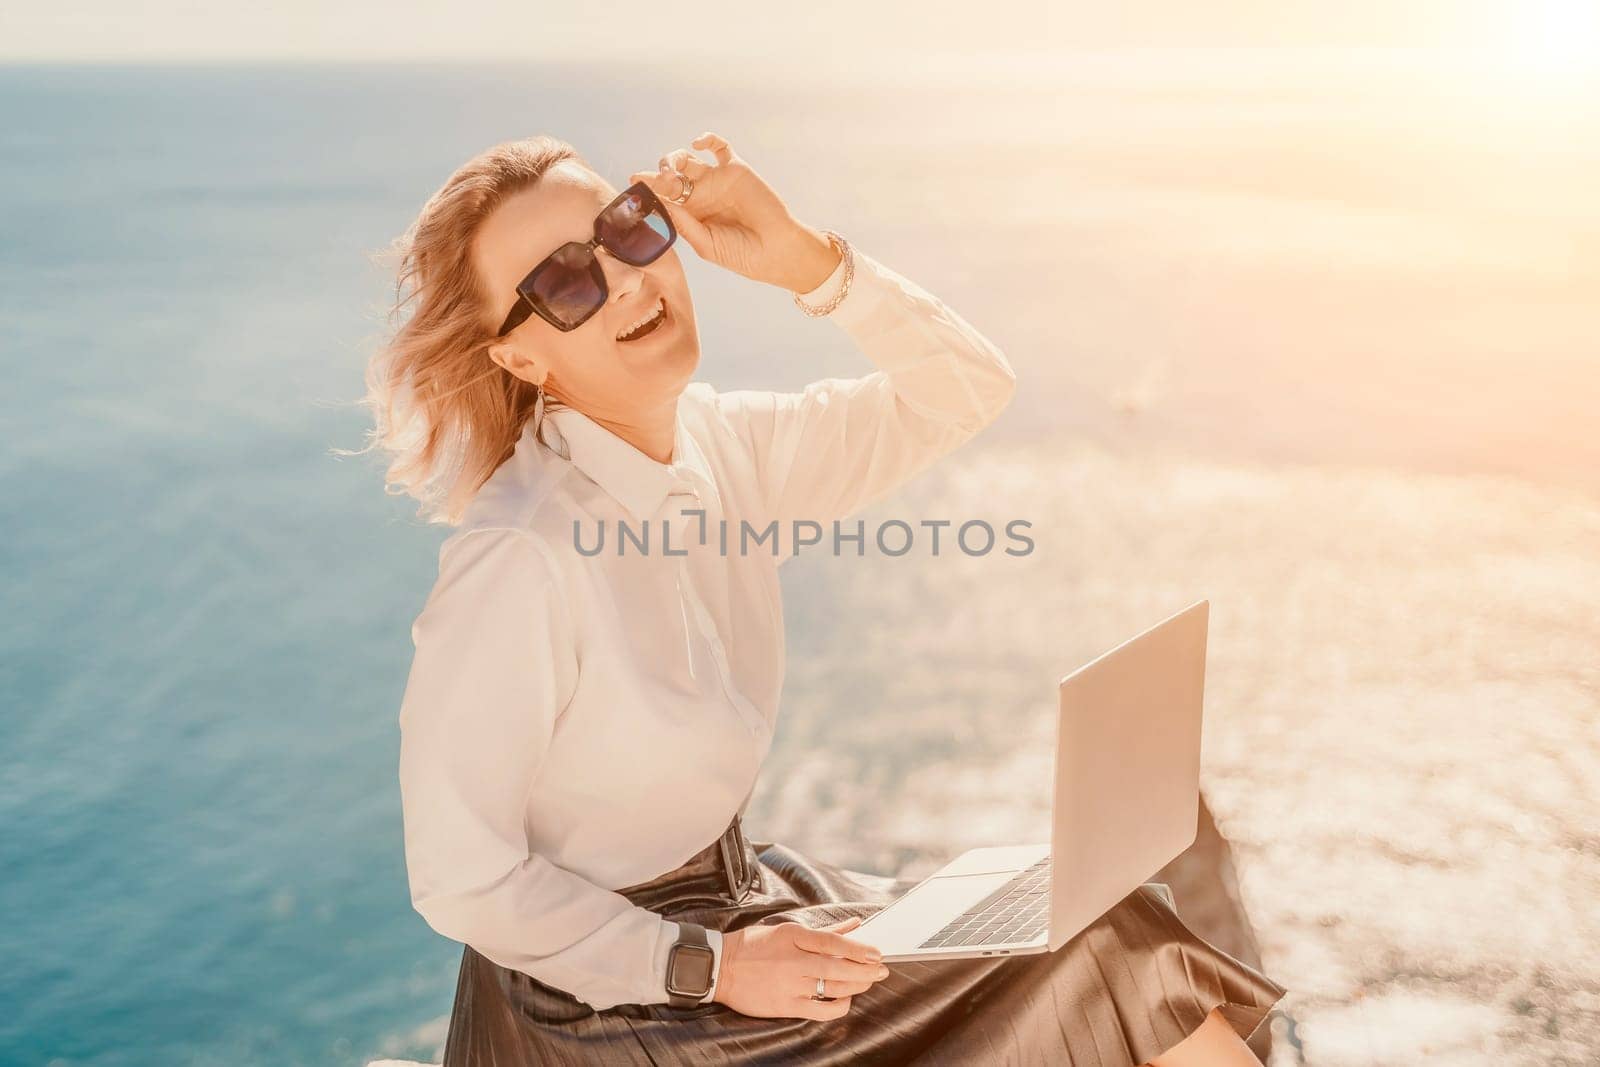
[{"xmin": 667, "ymin": 944, "xmax": 715, "ymax": 996}]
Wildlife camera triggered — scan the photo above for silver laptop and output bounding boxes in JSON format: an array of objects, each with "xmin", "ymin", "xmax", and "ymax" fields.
[{"xmin": 849, "ymin": 600, "xmax": 1208, "ymax": 962}]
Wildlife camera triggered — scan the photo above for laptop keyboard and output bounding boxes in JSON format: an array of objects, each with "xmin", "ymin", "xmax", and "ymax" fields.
[{"xmin": 917, "ymin": 857, "xmax": 1052, "ymax": 950}]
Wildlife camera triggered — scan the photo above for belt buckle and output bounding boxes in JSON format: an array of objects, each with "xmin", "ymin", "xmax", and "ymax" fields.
[{"xmin": 717, "ymin": 819, "xmax": 755, "ymax": 900}]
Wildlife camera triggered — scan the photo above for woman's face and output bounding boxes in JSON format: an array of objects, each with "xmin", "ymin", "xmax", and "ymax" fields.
[{"xmin": 477, "ymin": 160, "xmax": 700, "ymax": 422}]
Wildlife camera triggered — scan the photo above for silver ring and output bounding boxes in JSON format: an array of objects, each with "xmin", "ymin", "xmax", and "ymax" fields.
[
  {"xmin": 668, "ymin": 171, "xmax": 693, "ymax": 205},
  {"xmin": 814, "ymin": 976, "xmax": 827, "ymax": 999}
]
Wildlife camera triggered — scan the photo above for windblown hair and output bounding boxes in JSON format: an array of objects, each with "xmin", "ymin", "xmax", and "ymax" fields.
[{"xmin": 343, "ymin": 135, "xmax": 582, "ymax": 526}]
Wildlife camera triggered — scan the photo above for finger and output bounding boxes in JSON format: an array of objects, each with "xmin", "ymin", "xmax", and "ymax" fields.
[
  {"xmin": 691, "ymin": 131, "xmax": 735, "ymax": 166},
  {"xmin": 798, "ymin": 975, "xmax": 877, "ymax": 999},
  {"xmin": 794, "ymin": 925, "xmax": 883, "ymax": 963},
  {"xmin": 826, "ymin": 978, "xmax": 878, "ymax": 997},
  {"xmin": 795, "ymin": 994, "xmax": 853, "ymax": 1022},
  {"xmin": 808, "ymin": 955, "xmax": 889, "ymax": 983},
  {"xmin": 820, "ymin": 915, "xmax": 863, "ymax": 933},
  {"xmin": 630, "ymin": 160, "xmax": 701, "ymax": 208},
  {"xmin": 628, "ymin": 168, "xmax": 689, "ymax": 207},
  {"xmin": 658, "ymin": 148, "xmax": 709, "ymax": 181},
  {"xmin": 800, "ymin": 953, "xmax": 889, "ymax": 991}
]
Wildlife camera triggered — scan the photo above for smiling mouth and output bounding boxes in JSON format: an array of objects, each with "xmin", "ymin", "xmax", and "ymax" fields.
[{"xmin": 616, "ymin": 297, "xmax": 668, "ymax": 343}]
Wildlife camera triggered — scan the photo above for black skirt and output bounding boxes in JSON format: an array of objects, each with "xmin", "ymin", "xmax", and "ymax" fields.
[{"xmin": 441, "ymin": 817, "xmax": 1287, "ymax": 1066}]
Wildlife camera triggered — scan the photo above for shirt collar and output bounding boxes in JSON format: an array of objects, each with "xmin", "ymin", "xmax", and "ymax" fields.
[{"xmin": 535, "ymin": 401, "xmax": 718, "ymax": 521}]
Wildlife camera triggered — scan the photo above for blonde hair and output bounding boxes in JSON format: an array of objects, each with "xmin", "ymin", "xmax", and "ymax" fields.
[{"xmin": 342, "ymin": 135, "xmax": 583, "ymax": 526}]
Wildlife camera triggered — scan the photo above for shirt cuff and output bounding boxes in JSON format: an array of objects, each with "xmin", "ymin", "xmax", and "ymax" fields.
[{"xmin": 793, "ymin": 241, "xmax": 850, "ymax": 311}]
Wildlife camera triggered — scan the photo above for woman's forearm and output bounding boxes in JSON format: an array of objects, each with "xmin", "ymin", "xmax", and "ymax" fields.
[{"xmin": 825, "ymin": 246, "xmax": 1018, "ymax": 434}]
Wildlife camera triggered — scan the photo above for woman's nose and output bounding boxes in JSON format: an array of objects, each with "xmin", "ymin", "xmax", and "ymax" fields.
[{"xmin": 596, "ymin": 247, "xmax": 648, "ymax": 303}]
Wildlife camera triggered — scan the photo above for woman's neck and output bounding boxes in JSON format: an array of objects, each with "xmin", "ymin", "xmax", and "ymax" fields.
[{"xmin": 588, "ymin": 397, "xmax": 678, "ymax": 465}]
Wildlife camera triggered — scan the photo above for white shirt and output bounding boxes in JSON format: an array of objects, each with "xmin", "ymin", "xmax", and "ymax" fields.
[{"xmin": 396, "ymin": 244, "xmax": 1017, "ymax": 1010}]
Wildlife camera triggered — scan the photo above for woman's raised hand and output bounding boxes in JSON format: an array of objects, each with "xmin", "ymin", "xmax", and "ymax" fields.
[
  {"xmin": 711, "ymin": 914, "xmax": 892, "ymax": 1021},
  {"xmin": 628, "ymin": 132, "xmax": 841, "ymax": 295}
]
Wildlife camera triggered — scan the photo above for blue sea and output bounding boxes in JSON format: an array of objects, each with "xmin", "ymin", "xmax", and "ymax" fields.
[{"xmin": 2, "ymin": 58, "xmax": 1595, "ymax": 1065}]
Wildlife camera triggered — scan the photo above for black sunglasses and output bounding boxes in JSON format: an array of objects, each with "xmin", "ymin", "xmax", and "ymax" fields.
[{"xmin": 496, "ymin": 181, "xmax": 678, "ymax": 336}]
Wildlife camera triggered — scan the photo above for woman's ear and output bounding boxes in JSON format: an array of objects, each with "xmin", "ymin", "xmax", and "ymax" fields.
[{"xmin": 487, "ymin": 338, "xmax": 550, "ymax": 388}]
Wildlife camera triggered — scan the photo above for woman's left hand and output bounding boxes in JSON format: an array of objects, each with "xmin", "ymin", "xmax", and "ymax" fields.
[{"xmin": 629, "ymin": 132, "xmax": 841, "ymax": 294}]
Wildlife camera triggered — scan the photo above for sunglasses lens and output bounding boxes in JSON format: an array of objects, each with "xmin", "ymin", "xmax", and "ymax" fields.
[
  {"xmin": 596, "ymin": 188, "xmax": 675, "ymax": 265},
  {"xmin": 527, "ymin": 244, "xmax": 605, "ymax": 330}
]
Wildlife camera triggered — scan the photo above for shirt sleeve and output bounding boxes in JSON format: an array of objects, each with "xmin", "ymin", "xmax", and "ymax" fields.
[
  {"xmin": 397, "ymin": 526, "xmax": 707, "ymax": 1009},
  {"xmin": 717, "ymin": 245, "xmax": 1017, "ymax": 558}
]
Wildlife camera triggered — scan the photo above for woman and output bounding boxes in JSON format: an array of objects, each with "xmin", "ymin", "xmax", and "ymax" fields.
[{"xmin": 370, "ymin": 131, "xmax": 1286, "ymax": 1065}]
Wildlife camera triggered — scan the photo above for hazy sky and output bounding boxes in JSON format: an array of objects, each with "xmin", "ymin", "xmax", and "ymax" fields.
[{"xmin": 2, "ymin": 1, "xmax": 1581, "ymax": 64}]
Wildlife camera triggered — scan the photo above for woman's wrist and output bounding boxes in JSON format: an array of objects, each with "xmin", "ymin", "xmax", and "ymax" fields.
[
  {"xmin": 711, "ymin": 926, "xmax": 741, "ymax": 1006},
  {"xmin": 771, "ymin": 219, "xmax": 843, "ymax": 294}
]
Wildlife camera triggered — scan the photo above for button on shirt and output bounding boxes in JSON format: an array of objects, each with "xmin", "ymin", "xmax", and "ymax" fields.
[{"xmin": 396, "ymin": 245, "xmax": 1018, "ymax": 1010}]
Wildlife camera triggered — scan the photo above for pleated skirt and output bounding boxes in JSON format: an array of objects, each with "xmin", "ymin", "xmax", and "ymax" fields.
[{"xmin": 441, "ymin": 817, "xmax": 1287, "ymax": 1066}]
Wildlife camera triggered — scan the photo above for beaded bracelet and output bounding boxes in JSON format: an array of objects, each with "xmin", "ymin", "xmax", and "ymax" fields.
[{"xmin": 792, "ymin": 229, "xmax": 854, "ymax": 317}]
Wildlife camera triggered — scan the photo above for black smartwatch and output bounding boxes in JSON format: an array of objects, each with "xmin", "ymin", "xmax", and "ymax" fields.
[{"xmin": 665, "ymin": 922, "xmax": 716, "ymax": 1008}]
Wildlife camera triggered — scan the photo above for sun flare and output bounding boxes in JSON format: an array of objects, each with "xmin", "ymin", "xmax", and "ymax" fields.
[{"xmin": 1501, "ymin": 0, "xmax": 1600, "ymax": 83}]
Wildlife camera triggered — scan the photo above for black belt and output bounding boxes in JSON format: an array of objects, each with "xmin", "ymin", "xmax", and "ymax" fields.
[{"xmin": 616, "ymin": 814, "xmax": 761, "ymax": 908}]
